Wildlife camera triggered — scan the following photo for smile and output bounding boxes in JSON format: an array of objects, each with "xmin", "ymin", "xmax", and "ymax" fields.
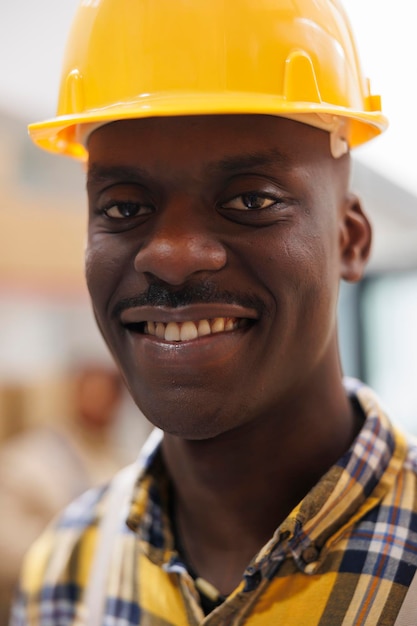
[
  {"xmin": 119, "ymin": 302, "xmax": 259, "ymax": 345},
  {"xmin": 144, "ymin": 317, "xmax": 248, "ymax": 342}
]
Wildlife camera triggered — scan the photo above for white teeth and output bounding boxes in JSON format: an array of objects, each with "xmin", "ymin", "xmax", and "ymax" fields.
[
  {"xmin": 197, "ymin": 319, "xmax": 211, "ymax": 336},
  {"xmin": 180, "ymin": 321, "xmax": 199, "ymax": 341},
  {"xmin": 144, "ymin": 317, "xmax": 243, "ymax": 342},
  {"xmin": 165, "ymin": 322, "xmax": 181, "ymax": 341},
  {"xmin": 212, "ymin": 318, "xmax": 225, "ymax": 333}
]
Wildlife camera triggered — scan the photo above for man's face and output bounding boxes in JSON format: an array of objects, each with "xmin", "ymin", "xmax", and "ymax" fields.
[{"xmin": 86, "ymin": 115, "xmax": 365, "ymax": 439}]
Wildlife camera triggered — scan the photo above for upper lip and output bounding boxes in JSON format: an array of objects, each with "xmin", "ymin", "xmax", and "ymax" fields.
[{"xmin": 119, "ymin": 303, "xmax": 260, "ymax": 325}]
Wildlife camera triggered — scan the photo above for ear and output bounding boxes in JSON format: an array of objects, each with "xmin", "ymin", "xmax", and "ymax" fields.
[{"xmin": 339, "ymin": 193, "xmax": 372, "ymax": 282}]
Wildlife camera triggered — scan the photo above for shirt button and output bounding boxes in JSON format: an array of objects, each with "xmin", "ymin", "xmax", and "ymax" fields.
[
  {"xmin": 304, "ymin": 562, "xmax": 319, "ymax": 575},
  {"xmin": 302, "ymin": 546, "xmax": 319, "ymax": 564}
]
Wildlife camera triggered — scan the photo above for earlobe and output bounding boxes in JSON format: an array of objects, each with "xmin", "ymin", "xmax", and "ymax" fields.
[{"xmin": 339, "ymin": 194, "xmax": 372, "ymax": 282}]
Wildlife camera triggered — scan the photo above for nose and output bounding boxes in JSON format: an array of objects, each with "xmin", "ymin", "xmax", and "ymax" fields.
[{"xmin": 134, "ymin": 202, "xmax": 227, "ymax": 285}]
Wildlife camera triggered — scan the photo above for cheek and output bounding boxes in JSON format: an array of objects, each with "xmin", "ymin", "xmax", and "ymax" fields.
[
  {"xmin": 251, "ymin": 222, "xmax": 340, "ymax": 339},
  {"xmin": 85, "ymin": 234, "xmax": 126, "ymax": 315},
  {"xmin": 285, "ymin": 227, "xmax": 342, "ymax": 350},
  {"xmin": 248, "ymin": 222, "xmax": 335, "ymax": 294}
]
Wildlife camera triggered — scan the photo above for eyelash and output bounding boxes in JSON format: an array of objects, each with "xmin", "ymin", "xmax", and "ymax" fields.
[
  {"xmin": 220, "ymin": 192, "xmax": 283, "ymax": 211},
  {"xmin": 95, "ymin": 185, "xmax": 289, "ymax": 231},
  {"xmin": 101, "ymin": 201, "xmax": 153, "ymax": 219}
]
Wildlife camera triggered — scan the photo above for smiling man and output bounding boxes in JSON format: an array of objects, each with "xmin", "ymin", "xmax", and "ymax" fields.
[{"xmin": 11, "ymin": 1, "xmax": 417, "ymax": 625}]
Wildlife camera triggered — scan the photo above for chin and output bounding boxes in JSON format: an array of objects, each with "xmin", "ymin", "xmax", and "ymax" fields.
[{"xmin": 135, "ymin": 392, "xmax": 242, "ymax": 441}]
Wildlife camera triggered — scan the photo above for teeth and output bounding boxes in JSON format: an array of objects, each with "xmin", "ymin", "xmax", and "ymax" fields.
[
  {"xmin": 165, "ymin": 322, "xmax": 180, "ymax": 341},
  {"xmin": 144, "ymin": 317, "xmax": 242, "ymax": 342},
  {"xmin": 180, "ymin": 321, "xmax": 198, "ymax": 341},
  {"xmin": 155, "ymin": 322, "xmax": 165, "ymax": 339},
  {"xmin": 225, "ymin": 319, "xmax": 235, "ymax": 331},
  {"xmin": 197, "ymin": 319, "xmax": 211, "ymax": 336},
  {"xmin": 212, "ymin": 318, "xmax": 225, "ymax": 333}
]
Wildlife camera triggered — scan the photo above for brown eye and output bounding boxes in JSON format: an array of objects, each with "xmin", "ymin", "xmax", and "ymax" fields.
[
  {"xmin": 104, "ymin": 202, "xmax": 153, "ymax": 219},
  {"xmin": 222, "ymin": 193, "xmax": 277, "ymax": 211}
]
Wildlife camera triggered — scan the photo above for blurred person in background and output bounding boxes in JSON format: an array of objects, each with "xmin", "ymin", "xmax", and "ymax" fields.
[{"xmin": 0, "ymin": 363, "xmax": 128, "ymax": 625}]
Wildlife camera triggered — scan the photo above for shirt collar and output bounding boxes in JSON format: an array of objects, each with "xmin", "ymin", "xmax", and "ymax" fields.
[{"xmin": 125, "ymin": 380, "xmax": 407, "ymax": 575}]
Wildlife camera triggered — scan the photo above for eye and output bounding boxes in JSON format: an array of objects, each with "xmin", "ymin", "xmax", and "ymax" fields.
[
  {"xmin": 221, "ymin": 192, "xmax": 279, "ymax": 211},
  {"xmin": 103, "ymin": 202, "xmax": 153, "ymax": 219}
]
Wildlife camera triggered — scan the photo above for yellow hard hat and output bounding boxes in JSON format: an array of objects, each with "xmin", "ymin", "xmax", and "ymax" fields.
[{"xmin": 29, "ymin": 0, "xmax": 387, "ymax": 160}]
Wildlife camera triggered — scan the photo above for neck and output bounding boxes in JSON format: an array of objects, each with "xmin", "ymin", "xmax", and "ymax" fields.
[{"xmin": 161, "ymin": 375, "xmax": 363, "ymax": 594}]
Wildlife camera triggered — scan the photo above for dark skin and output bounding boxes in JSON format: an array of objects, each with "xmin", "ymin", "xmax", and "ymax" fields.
[{"xmin": 86, "ymin": 115, "xmax": 371, "ymax": 594}]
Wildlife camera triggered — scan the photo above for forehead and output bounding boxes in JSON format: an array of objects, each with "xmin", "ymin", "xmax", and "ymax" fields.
[{"xmin": 87, "ymin": 114, "xmax": 333, "ymax": 176}]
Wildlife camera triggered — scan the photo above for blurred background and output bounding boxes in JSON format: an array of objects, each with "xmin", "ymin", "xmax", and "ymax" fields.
[{"xmin": 0, "ymin": 0, "xmax": 417, "ymax": 620}]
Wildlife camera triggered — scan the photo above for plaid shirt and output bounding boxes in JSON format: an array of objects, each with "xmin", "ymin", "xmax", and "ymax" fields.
[{"xmin": 10, "ymin": 380, "xmax": 417, "ymax": 625}]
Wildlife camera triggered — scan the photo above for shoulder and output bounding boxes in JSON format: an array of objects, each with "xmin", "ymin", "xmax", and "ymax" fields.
[
  {"xmin": 57, "ymin": 480, "xmax": 109, "ymax": 525},
  {"xmin": 11, "ymin": 452, "xmax": 156, "ymax": 625},
  {"xmin": 346, "ymin": 378, "xmax": 417, "ymax": 477},
  {"xmin": 11, "ymin": 482, "xmax": 109, "ymax": 622}
]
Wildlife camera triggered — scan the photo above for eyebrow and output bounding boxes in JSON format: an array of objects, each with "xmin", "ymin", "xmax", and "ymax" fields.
[
  {"xmin": 206, "ymin": 148, "xmax": 290, "ymax": 175},
  {"xmin": 87, "ymin": 148, "xmax": 290, "ymax": 187},
  {"xmin": 87, "ymin": 164, "xmax": 150, "ymax": 188}
]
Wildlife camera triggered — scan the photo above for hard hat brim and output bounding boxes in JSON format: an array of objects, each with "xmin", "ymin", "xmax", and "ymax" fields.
[{"xmin": 29, "ymin": 92, "xmax": 388, "ymax": 161}]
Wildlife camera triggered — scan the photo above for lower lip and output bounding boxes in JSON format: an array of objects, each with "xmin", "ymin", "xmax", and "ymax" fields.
[{"xmin": 125, "ymin": 325, "xmax": 252, "ymax": 371}]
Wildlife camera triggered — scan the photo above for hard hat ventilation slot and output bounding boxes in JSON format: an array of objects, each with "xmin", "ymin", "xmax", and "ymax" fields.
[
  {"xmin": 64, "ymin": 70, "xmax": 86, "ymax": 115},
  {"xmin": 284, "ymin": 51, "xmax": 321, "ymax": 104}
]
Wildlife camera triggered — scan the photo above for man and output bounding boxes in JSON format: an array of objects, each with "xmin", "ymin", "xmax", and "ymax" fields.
[{"xmin": 11, "ymin": 1, "xmax": 417, "ymax": 625}]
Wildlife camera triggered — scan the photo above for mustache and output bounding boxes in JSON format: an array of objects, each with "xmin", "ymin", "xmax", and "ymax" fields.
[{"xmin": 113, "ymin": 280, "xmax": 264, "ymax": 316}]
